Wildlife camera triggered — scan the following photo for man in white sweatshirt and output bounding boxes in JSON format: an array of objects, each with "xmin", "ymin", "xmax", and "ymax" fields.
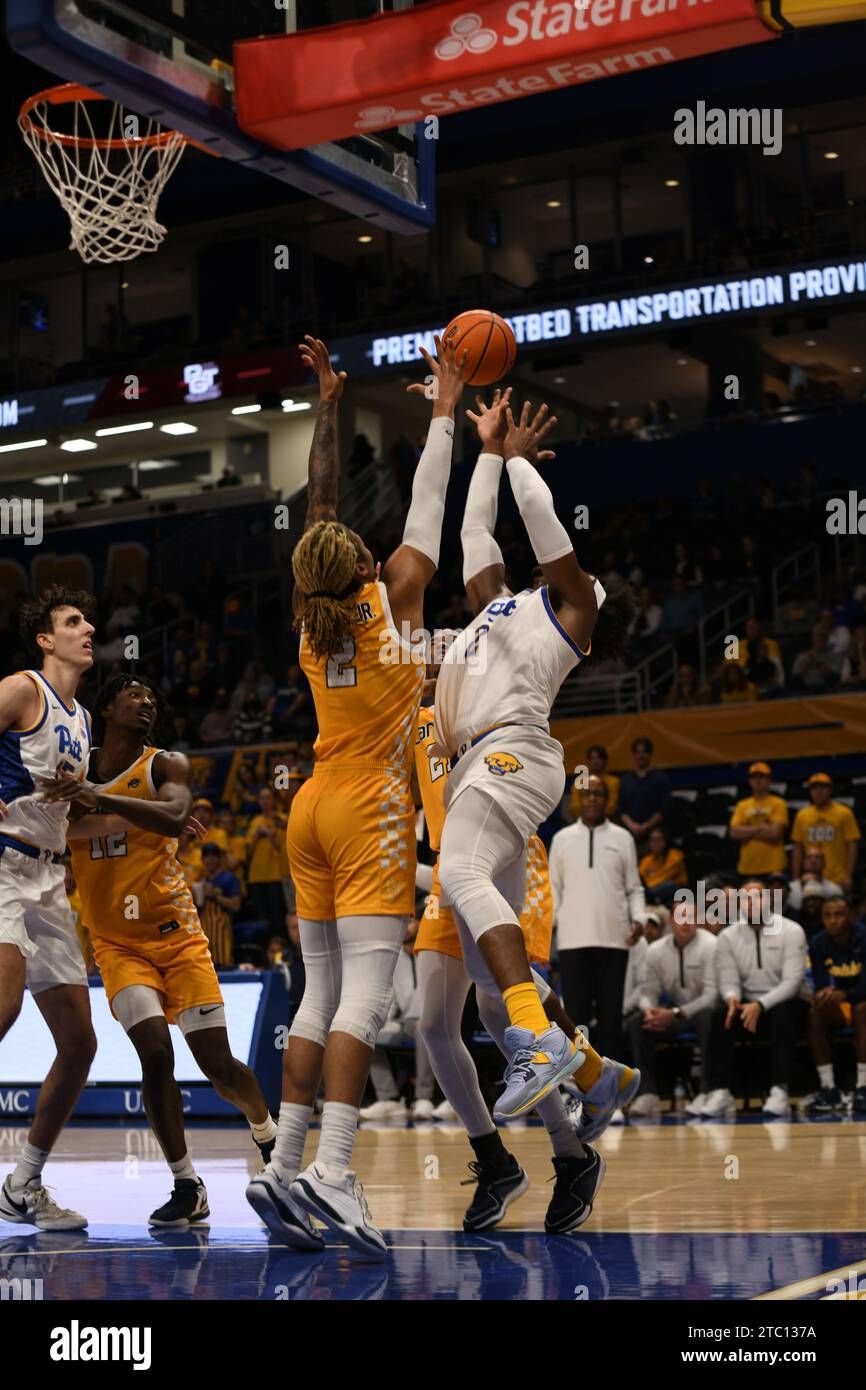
[
  {"xmin": 626, "ymin": 902, "xmax": 718, "ymax": 1117},
  {"xmin": 707, "ymin": 879, "xmax": 806, "ymax": 1118},
  {"xmin": 549, "ymin": 776, "xmax": 647, "ymax": 1062}
]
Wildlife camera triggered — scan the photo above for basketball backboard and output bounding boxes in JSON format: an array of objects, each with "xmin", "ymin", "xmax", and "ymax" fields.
[{"xmin": 6, "ymin": 0, "xmax": 435, "ymax": 234}]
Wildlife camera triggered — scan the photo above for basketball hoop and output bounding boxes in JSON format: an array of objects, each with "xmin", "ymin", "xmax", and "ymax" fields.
[{"xmin": 19, "ymin": 84, "xmax": 192, "ymax": 265}]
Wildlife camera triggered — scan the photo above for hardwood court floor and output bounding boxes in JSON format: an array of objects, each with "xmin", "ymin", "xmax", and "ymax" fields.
[{"xmin": 0, "ymin": 1119, "xmax": 863, "ymax": 1300}]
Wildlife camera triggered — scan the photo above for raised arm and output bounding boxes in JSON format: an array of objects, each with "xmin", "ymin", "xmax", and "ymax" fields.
[
  {"xmin": 461, "ymin": 389, "xmax": 513, "ymax": 615},
  {"xmin": 503, "ymin": 401, "xmax": 600, "ymax": 653},
  {"xmin": 381, "ymin": 337, "xmax": 466, "ymax": 630},
  {"xmin": 300, "ymin": 336, "xmax": 347, "ymax": 532}
]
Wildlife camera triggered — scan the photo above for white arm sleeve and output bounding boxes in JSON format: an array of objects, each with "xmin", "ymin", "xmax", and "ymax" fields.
[
  {"xmin": 505, "ymin": 455, "xmax": 573, "ymax": 565},
  {"xmin": 461, "ymin": 452, "xmax": 505, "ymax": 584},
  {"xmin": 415, "ymin": 861, "xmax": 434, "ymax": 893},
  {"xmin": 400, "ymin": 416, "xmax": 455, "ymax": 568}
]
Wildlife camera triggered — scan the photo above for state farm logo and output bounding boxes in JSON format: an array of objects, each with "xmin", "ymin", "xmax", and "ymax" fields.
[
  {"xmin": 435, "ymin": 13, "xmax": 498, "ymax": 61},
  {"xmin": 355, "ymin": 103, "xmax": 424, "ymax": 129}
]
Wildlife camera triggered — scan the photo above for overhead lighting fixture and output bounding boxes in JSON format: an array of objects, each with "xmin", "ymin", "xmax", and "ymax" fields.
[
  {"xmin": 137, "ymin": 459, "xmax": 179, "ymax": 471},
  {"xmin": 664, "ymin": 178, "xmax": 680, "ymax": 188},
  {"xmin": 609, "ymin": 400, "xmax": 621, "ymax": 408},
  {"xmin": 160, "ymin": 422, "xmax": 198, "ymax": 436},
  {"xmin": 95, "ymin": 421, "xmax": 154, "ymax": 437},
  {"xmin": 32, "ymin": 475, "xmax": 63, "ymax": 485},
  {"xmin": 554, "ymin": 377, "xmax": 565, "ymax": 385},
  {"xmin": 644, "ymin": 255, "xmax": 654, "ymax": 264},
  {"xmin": 824, "ymin": 150, "xmax": 839, "ymax": 160},
  {"xmin": 231, "ymin": 404, "xmax": 262, "ymax": 416},
  {"xmin": 121, "ymin": 281, "xmax": 129, "ymax": 289},
  {"xmin": 677, "ymin": 358, "xmax": 688, "ymax": 366},
  {"xmin": 546, "ymin": 199, "xmax": 562, "ymax": 208},
  {"xmin": 282, "ymin": 400, "xmax": 313, "ymax": 413},
  {"xmin": 0, "ymin": 438, "xmax": 48, "ymax": 454},
  {"xmin": 805, "ymin": 339, "xmax": 816, "ymax": 347},
  {"xmin": 852, "ymin": 366, "xmax": 862, "ymax": 374},
  {"xmin": 358, "ymin": 234, "xmax": 373, "ymax": 244},
  {"xmin": 60, "ymin": 438, "xmax": 97, "ymax": 452}
]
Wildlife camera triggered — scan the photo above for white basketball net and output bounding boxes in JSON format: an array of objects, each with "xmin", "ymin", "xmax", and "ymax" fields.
[{"xmin": 19, "ymin": 94, "xmax": 188, "ymax": 265}]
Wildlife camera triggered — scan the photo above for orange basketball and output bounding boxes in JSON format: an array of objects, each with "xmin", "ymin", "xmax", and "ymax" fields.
[{"xmin": 442, "ymin": 309, "xmax": 517, "ymax": 387}]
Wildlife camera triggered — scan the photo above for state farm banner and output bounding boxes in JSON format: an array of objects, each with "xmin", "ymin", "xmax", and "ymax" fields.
[{"xmin": 234, "ymin": 0, "xmax": 775, "ymax": 152}]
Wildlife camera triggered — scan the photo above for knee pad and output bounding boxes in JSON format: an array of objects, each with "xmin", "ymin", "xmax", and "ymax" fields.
[
  {"xmin": 290, "ymin": 920, "xmax": 342, "ymax": 1048},
  {"xmin": 330, "ymin": 934, "xmax": 402, "ymax": 1048},
  {"xmin": 437, "ymin": 853, "xmax": 519, "ymax": 941},
  {"xmin": 291, "ymin": 990, "xmax": 340, "ymax": 1049},
  {"xmin": 112, "ymin": 984, "xmax": 165, "ymax": 1033}
]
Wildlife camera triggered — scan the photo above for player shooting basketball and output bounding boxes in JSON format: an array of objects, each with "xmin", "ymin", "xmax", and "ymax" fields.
[
  {"xmin": 246, "ymin": 334, "xmax": 464, "ymax": 1258},
  {"xmin": 433, "ymin": 391, "xmax": 640, "ymax": 1140}
]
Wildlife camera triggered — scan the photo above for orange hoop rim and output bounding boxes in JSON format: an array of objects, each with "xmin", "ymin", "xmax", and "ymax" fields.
[{"xmin": 19, "ymin": 83, "xmax": 191, "ymax": 150}]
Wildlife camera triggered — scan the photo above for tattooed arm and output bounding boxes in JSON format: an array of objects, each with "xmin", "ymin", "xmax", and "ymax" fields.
[{"xmin": 300, "ymin": 335, "xmax": 346, "ymax": 532}]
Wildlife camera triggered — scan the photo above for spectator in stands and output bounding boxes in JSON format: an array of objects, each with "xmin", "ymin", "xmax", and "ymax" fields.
[
  {"xmin": 297, "ymin": 741, "xmax": 315, "ymax": 777},
  {"xmin": 192, "ymin": 844, "xmax": 242, "ymax": 969},
  {"xmin": 231, "ymin": 660, "xmax": 276, "ymax": 714},
  {"xmin": 817, "ymin": 606, "xmax": 852, "ymax": 657},
  {"xmin": 217, "ymin": 807, "xmax": 248, "ymax": 885},
  {"xmin": 728, "ymin": 762, "xmax": 789, "ymax": 880},
  {"xmin": 169, "ymin": 712, "xmax": 193, "ymax": 753},
  {"xmin": 185, "ymin": 559, "xmax": 226, "ymax": 631},
  {"xmin": 105, "ymin": 584, "xmax": 141, "ymax": 638},
  {"xmin": 659, "ymin": 577, "xmax": 702, "ymax": 642},
  {"xmin": 346, "ymin": 432, "xmax": 374, "ymax": 480},
  {"xmin": 664, "ymin": 663, "xmax": 706, "ymax": 708},
  {"xmin": 217, "ymin": 464, "xmax": 242, "ymax": 488},
  {"xmin": 805, "ymin": 896, "xmax": 866, "ymax": 1115},
  {"xmin": 360, "ymin": 920, "xmax": 436, "ymax": 1121},
  {"xmin": 671, "ymin": 542, "xmax": 703, "ymax": 588},
  {"xmin": 701, "ymin": 542, "xmax": 728, "ymax": 594},
  {"xmin": 791, "ymin": 773, "xmax": 860, "ymax": 893},
  {"xmin": 144, "ymin": 584, "xmax": 180, "ymax": 631},
  {"xmin": 795, "ymin": 880, "xmax": 829, "ymax": 941},
  {"xmin": 549, "ymin": 776, "xmax": 646, "ymax": 1068},
  {"xmin": 631, "ymin": 586, "xmax": 662, "ymax": 648},
  {"xmin": 235, "ymin": 691, "xmax": 271, "ymax": 745},
  {"xmin": 619, "ymin": 737, "xmax": 671, "ymax": 845},
  {"xmin": 246, "ymin": 787, "xmax": 288, "ymax": 937},
  {"xmin": 767, "ymin": 869, "xmax": 791, "ymax": 917},
  {"xmin": 737, "ymin": 617, "xmax": 782, "ymax": 673},
  {"xmin": 707, "ymin": 880, "xmax": 806, "ymax": 1117},
  {"xmin": 719, "ymin": 664, "xmax": 757, "ymax": 703},
  {"xmin": 199, "ymin": 688, "xmax": 236, "ymax": 746},
  {"xmin": 627, "ymin": 900, "xmax": 718, "ymax": 1116},
  {"xmin": 268, "ymin": 664, "xmax": 312, "ymax": 737},
  {"xmin": 699, "ymin": 875, "xmax": 739, "ymax": 936},
  {"xmin": 192, "ymin": 799, "xmax": 228, "ymax": 851},
  {"xmin": 743, "ymin": 637, "xmax": 785, "ymax": 696},
  {"xmin": 791, "ymin": 625, "xmax": 849, "ymax": 690},
  {"xmin": 231, "ymin": 761, "xmax": 263, "ymax": 824},
  {"xmin": 788, "ymin": 846, "xmax": 842, "ymax": 911},
  {"xmin": 843, "ymin": 624, "xmax": 866, "ymax": 687},
  {"xmin": 569, "ymin": 744, "xmax": 619, "ymax": 822},
  {"xmin": 639, "ymin": 825, "xmax": 688, "ymax": 907}
]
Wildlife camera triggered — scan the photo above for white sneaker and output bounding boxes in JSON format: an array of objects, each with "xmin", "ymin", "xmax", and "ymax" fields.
[
  {"xmin": 291, "ymin": 1161, "xmax": 387, "ymax": 1259},
  {"xmin": 685, "ymin": 1092, "xmax": 707, "ymax": 1117},
  {"xmin": 245, "ymin": 1165, "xmax": 324, "ymax": 1251},
  {"xmin": 411, "ymin": 1099, "xmax": 435, "ymax": 1120},
  {"xmin": 702, "ymin": 1089, "xmax": 736, "ymax": 1117},
  {"xmin": 762, "ymin": 1086, "xmax": 790, "ymax": 1118},
  {"xmin": 432, "ymin": 1100, "xmax": 458, "ymax": 1122},
  {"xmin": 628, "ymin": 1093, "xmax": 662, "ymax": 1117},
  {"xmin": 609, "ymin": 1109, "xmax": 626, "ymax": 1125},
  {"xmin": 0, "ymin": 1178, "xmax": 87, "ymax": 1232},
  {"xmin": 359, "ymin": 1099, "xmax": 407, "ymax": 1121}
]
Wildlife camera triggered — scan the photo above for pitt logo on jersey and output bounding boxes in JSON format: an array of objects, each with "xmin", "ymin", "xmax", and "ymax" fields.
[
  {"xmin": 57, "ymin": 726, "xmax": 84, "ymax": 764},
  {"xmin": 485, "ymin": 752, "xmax": 524, "ymax": 777}
]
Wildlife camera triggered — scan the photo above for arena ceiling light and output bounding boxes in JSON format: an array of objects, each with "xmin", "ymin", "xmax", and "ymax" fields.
[
  {"xmin": 137, "ymin": 460, "xmax": 179, "ymax": 471},
  {"xmin": 60, "ymin": 439, "xmax": 97, "ymax": 452},
  {"xmin": 546, "ymin": 199, "xmax": 562, "ymax": 208},
  {"xmin": 231, "ymin": 404, "xmax": 262, "ymax": 416},
  {"xmin": 664, "ymin": 179, "xmax": 680, "ymax": 188},
  {"xmin": 282, "ymin": 400, "xmax": 312, "ymax": 413},
  {"xmin": 824, "ymin": 151, "xmax": 840, "ymax": 160},
  {"xmin": 0, "ymin": 437, "xmax": 48, "ymax": 453},
  {"xmin": 357, "ymin": 234, "xmax": 373, "ymax": 244},
  {"xmin": 644, "ymin": 256, "xmax": 654, "ymax": 264},
  {"xmin": 160, "ymin": 422, "xmax": 198, "ymax": 436},
  {"xmin": 95, "ymin": 422, "xmax": 154, "ymax": 437}
]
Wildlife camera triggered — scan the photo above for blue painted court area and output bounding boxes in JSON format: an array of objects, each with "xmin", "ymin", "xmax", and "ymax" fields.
[{"xmin": 2, "ymin": 1228, "xmax": 863, "ymax": 1301}]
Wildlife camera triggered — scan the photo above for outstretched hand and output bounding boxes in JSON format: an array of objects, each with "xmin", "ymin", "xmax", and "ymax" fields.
[
  {"xmin": 466, "ymin": 387, "xmax": 513, "ymax": 453},
  {"xmin": 503, "ymin": 400, "xmax": 557, "ymax": 465},
  {"xmin": 407, "ymin": 335, "xmax": 467, "ymax": 415},
  {"xmin": 300, "ymin": 335, "xmax": 347, "ymax": 403}
]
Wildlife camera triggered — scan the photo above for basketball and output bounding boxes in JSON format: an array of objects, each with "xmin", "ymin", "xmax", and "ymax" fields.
[{"xmin": 441, "ymin": 309, "xmax": 516, "ymax": 386}]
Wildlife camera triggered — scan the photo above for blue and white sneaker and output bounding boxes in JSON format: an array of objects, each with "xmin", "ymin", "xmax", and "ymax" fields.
[
  {"xmin": 246, "ymin": 1165, "xmax": 325, "ymax": 1251},
  {"xmin": 291, "ymin": 1161, "xmax": 387, "ymax": 1260},
  {"xmin": 576, "ymin": 1059, "xmax": 641, "ymax": 1142},
  {"xmin": 492, "ymin": 1025, "xmax": 586, "ymax": 1121}
]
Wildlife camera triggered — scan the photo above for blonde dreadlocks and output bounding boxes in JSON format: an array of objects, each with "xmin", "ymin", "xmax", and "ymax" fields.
[{"xmin": 293, "ymin": 520, "xmax": 362, "ymax": 660}]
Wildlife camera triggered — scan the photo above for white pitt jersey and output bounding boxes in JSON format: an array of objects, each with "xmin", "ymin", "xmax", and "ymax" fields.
[
  {"xmin": 434, "ymin": 582, "xmax": 604, "ymax": 757},
  {"xmin": 0, "ymin": 671, "xmax": 91, "ymax": 853}
]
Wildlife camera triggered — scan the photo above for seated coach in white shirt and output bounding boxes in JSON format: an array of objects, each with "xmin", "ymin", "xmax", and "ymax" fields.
[
  {"xmin": 549, "ymin": 775, "xmax": 647, "ymax": 1062},
  {"xmin": 627, "ymin": 901, "xmax": 718, "ymax": 1117}
]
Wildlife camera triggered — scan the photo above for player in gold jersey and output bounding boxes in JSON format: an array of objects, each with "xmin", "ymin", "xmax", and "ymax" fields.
[
  {"xmin": 247, "ymin": 335, "xmax": 465, "ymax": 1258},
  {"xmin": 414, "ymin": 638, "xmax": 602, "ymax": 1234},
  {"xmin": 46, "ymin": 675, "xmax": 278, "ymax": 1227}
]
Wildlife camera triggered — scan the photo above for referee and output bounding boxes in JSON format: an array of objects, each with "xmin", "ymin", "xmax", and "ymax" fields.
[{"xmin": 549, "ymin": 776, "xmax": 647, "ymax": 1060}]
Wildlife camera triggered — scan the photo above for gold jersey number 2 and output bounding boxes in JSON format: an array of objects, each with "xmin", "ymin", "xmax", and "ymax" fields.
[{"xmin": 326, "ymin": 637, "xmax": 357, "ymax": 689}]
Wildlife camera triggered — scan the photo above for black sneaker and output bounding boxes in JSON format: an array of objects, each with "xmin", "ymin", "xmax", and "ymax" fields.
[
  {"xmin": 544, "ymin": 1145, "xmax": 606, "ymax": 1234},
  {"xmin": 149, "ymin": 1178, "xmax": 210, "ymax": 1228},
  {"xmin": 852, "ymin": 1086, "xmax": 866, "ymax": 1115},
  {"xmin": 461, "ymin": 1156, "xmax": 528, "ymax": 1232},
  {"xmin": 806, "ymin": 1086, "xmax": 844, "ymax": 1115}
]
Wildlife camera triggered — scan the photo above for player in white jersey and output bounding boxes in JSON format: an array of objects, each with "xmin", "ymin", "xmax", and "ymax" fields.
[
  {"xmin": 434, "ymin": 395, "xmax": 640, "ymax": 1134},
  {"xmin": 0, "ymin": 586, "xmax": 97, "ymax": 1231}
]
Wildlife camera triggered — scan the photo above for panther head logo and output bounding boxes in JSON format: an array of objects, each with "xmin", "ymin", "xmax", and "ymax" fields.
[{"xmin": 485, "ymin": 751, "xmax": 524, "ymax": 777}]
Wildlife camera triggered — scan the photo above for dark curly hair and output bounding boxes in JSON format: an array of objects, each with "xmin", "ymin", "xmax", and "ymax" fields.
[
  {"xmin": 91, "ymin": 673, "xmax": 169, "ymax": 747},
  {"xmin": 18, "ymin": 584, "xmax": 96, "ymax": 663}
]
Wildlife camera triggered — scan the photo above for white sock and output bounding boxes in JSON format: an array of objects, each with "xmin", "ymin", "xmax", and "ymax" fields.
[
  {"xmin": 817, "ymin": 1064, "xmax": 834, "ymax": 1089},
  {"xmin": 273, "ymin": 1102, "xmax": 312, "ymax": 1182},
  {"xmin": 250, "ymin": 1115, "xmax": 278, "ymax": 1145},
  {"xmin": 10, "ymin": 1142, "xmax": 50, "ymax": 1191},
  {"xmin": 169, "ymin": 1154, "xmax": 198, "ymax": 1183},
  {"xmin": 536, "ymin": 1095, "xmax": 585, "ymax": 1160},
  {"xmin": 857, "ymin": 1063, "xmax": 866, "ymax": 1088},
  {"xmin": 316, "ymin": 1102, "xmax": 359, "ymax": 1174}
]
